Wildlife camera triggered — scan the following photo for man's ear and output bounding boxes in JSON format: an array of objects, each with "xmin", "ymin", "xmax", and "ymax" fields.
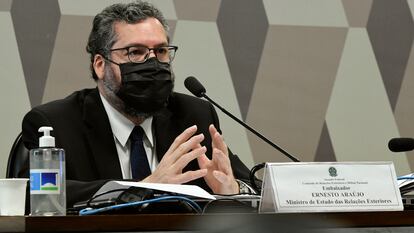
[{"xmin": 93, "ymin": 54, "xmax": 105, "ymax": 80}]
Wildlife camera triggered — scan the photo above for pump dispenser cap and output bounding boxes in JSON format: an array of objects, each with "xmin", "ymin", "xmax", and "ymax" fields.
[{"xmin": 38, "ymin": 126, "xmax": 55, "ymax": 147}]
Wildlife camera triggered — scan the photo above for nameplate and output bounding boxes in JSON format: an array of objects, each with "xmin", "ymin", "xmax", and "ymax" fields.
[{"xmin": 259, "ymin": 162, "xmax": 403, "ymax": 213}]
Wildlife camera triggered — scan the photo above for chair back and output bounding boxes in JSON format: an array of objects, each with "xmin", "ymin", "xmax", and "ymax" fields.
[{"xmin": 6, "ymin": 132, "xmax": 29, "ymax": 178}]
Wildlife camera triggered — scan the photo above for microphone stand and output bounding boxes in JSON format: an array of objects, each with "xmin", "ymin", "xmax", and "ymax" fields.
[{"xmin": 202, "ymin": 93, "xmax": 300, "ymax": 162}]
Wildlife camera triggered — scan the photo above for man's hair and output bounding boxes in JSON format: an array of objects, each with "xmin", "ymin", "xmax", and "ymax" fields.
[{"xmin": 86, "ymin": 1, "xmax": 169, "ymax": 80}]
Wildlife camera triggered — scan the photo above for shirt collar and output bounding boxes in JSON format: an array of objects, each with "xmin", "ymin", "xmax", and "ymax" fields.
[{"xmin": 99, "ymin": 93, "xmax": 154, "ymax": 147}]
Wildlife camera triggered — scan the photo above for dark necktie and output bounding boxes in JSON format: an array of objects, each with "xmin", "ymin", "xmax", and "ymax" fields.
[{"xmin": 130, "ymin": 126, "xmax": 151, "ymax": 180}]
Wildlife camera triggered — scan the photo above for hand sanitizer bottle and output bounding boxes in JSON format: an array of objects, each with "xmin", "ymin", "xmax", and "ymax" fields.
[{"xmin": 29, "ymin": 126, "xmax": 66, "ymax": 216}]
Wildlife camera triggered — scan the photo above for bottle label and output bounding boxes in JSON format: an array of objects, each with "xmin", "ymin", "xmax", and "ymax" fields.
[{"xmin": 30, "ymin": 169, "xmax": 60, "ymax": 194}]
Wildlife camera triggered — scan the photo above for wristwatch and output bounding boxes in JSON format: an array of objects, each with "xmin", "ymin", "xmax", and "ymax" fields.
[{"xmin": 236, "ymin": 179, "xmax": 252, "ymax": 194}]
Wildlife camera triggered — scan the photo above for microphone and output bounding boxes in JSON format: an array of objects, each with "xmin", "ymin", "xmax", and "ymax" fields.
[
  {"xmin": 184, "ymin": 76, "xmax": 300, "ymax": 162},
  {"xmin": 388, "ymin": 138, "xmax": 414, "ymax": 152}
]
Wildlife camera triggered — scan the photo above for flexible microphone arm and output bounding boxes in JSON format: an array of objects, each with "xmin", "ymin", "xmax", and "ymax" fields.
[
  {"xmin": 184, "ymin": 76, "xmax": 300, "ymax": 162},
  {"xmin": 201, "ymin": 93, "xmax": 300, "ymax": 162}
]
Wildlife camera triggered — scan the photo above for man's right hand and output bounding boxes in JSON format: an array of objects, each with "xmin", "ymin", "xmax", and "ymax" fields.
[{"xmin": 142, "ymin": 125, "xmax": 208, "ymax": 184}]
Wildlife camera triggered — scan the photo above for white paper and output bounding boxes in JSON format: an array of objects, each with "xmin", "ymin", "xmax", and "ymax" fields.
[{"xmin": 94, "ymin": 181, "xmax": 216, "ymax": 200}]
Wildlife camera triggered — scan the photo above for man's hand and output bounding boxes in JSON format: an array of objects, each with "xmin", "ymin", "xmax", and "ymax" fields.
[
  {"xmin": 142, "ymin": 125, "xmax": 208, "ymax": 184},
  {"xmin": 197, "ymin": 124, "xmax": 239, "ymax": 194}
]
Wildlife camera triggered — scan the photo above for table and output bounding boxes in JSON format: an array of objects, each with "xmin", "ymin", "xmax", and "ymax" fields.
[{"xmin": 2, "ymin": 211, "xmax": 414, "ymax": 232}]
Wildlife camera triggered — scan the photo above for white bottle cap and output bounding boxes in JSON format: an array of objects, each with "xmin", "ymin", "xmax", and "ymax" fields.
[{"xmin": 38, "ymin": 126, "xmax": 55, "ymax": 147}]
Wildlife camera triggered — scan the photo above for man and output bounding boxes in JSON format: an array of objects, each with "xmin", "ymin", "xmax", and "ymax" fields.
[{"xmin": 21, "ymin": 1, "xmax": 252, "ymax": 207}]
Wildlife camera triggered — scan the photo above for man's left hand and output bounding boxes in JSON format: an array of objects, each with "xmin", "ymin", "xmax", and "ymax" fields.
[{"xmin": 197, "ymin": 124, "xmax": 239, "ymax": 194}]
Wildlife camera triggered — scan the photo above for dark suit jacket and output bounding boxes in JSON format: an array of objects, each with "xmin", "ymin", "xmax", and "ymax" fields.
[{"xmin": 20, "ymin": 88, "xmax": 251, "ymax": 207}]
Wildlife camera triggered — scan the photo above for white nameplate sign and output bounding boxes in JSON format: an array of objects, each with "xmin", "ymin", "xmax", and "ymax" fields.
[{"xmin": 259, "ymin": 162, "xmax": 403, "ymax": 213}]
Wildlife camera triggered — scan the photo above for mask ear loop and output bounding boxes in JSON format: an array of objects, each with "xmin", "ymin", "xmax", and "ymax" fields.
[
  {"xmin": 101, "ymin": 54, "xmax": 121, "ymax": 66},
  {"xmin": 99, "ymin": 56, "xmax": 123, "ymax": 95}
]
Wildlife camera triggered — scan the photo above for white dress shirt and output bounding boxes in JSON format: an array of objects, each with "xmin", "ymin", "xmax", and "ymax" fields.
[{"xmin": 100, "ymin": 94, "xmax": 159, "ymax": 179}]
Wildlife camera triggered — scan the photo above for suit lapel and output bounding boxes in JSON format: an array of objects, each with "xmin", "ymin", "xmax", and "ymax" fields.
[
  {"xmin": 153, "ymin": 94, "xmax": 209, "ymax": 190},
  {"xmin": 153, "ymin": 107, "xmax": 175, "ymax": 162},
  {"xmin": 153, "ymin": 94, "xmax": 201, "ymax": 171},
  {"xmin": 82, "ymin": 89, "xmax": 123, "ymax": 179}
]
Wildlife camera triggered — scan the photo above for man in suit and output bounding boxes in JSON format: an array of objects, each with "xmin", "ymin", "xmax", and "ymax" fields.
[{"xmin": 21, "ymin": 1, "xmax": 253, "ymax": 208}]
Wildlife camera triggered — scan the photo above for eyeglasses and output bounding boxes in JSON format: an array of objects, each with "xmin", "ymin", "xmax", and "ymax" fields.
[{"xmin": 109, "ymin": 45, "xmax": 178, "ymax": 64}]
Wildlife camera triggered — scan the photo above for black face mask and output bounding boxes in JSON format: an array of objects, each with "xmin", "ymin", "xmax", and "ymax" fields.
[{"xmin": 116, "ymin": 58, "xmax": 174, "ymax": 114}]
